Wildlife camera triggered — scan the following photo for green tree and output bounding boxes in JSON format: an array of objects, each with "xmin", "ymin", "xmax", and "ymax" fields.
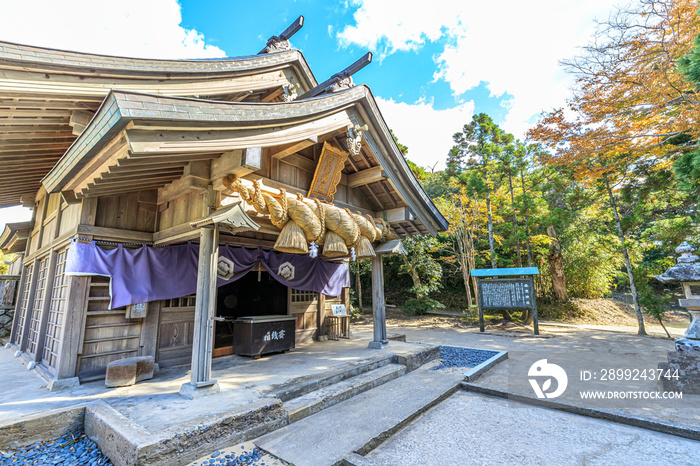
[{"xmin": 448, "ymin": 114, "xmax": 514, "ymax": 268}]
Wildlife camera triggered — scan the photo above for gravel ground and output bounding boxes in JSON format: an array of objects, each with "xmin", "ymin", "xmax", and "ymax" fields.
[
  {"xmin": 431, "ymin": 345, "xmax": 499, "ymax": 371},
  {"xmin": 190, "ymin": 443, "xmax": 283, "ymax": 466},
  {"xmin": 0, "ymin": 432, "xmax": 111, "ymax": 466}
]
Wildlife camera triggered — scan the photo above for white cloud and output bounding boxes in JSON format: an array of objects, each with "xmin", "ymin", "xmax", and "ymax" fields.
[
  {"xmin": 338, "ymin": 1, "xmax": 462, "ymax": 57},
  {"xmin": 0, "ymin": 1, "xmax": 225, "ymax": 225},
  {"xmin": 0, "ymin": 0, "xmax": 225, "ymax": 59},
  {"xmin": 376, "ymin": 97, "xmax": 475, "ymax": 171},
  {"xmin": 338, "ymin": 0, "xmax": 615, "ymax": 141}
]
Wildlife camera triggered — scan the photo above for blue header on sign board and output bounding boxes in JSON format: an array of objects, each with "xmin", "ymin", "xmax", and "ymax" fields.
[{"xmin": 470, "ymin": 267, "xmax": 540, "ymax": 277}]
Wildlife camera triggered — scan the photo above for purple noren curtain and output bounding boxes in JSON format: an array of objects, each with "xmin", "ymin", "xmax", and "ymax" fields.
[{"xmin": 65, "ymin": 241, "xmax": 349, "ymax": 309}]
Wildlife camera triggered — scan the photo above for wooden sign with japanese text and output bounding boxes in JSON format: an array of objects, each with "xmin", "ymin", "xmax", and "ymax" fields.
[
  {"xmin": 477, "ymin": 278, "xmax": 533, "ymax": 310},
  {"xmin": 308, "ymin": 141, "xmax": 348, "ymax": 203}
]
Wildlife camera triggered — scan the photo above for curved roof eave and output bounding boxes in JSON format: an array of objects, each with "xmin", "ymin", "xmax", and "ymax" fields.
[
  {"xmin": 43, "ymin": 85, "xmax": 448, "ymax": 233},
  {"xmin": 0, "ymin": 40, "xmax": 318, "ymax": 90}
]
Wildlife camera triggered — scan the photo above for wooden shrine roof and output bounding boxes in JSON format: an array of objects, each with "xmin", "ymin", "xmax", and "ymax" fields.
[
  {"xmin": 43, "ymin": 86, "xmax": 447, "ymax": 235},
  {"xmin": 0, "ymin": 41, "xmax": 317, "ymax": 208},
  {"xmin": 0, "ymin": 220, "xmax": 34, "ymax": 254}
]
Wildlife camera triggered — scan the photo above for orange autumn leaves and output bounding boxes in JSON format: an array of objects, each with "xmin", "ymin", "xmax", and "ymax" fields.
[{"xmin": 528, "ymin": 0, "xmax": 700, "ymax": 180}]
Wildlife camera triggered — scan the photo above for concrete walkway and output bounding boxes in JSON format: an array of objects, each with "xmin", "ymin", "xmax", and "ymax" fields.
[
  {"xmin": 351, "ymin": 322, "xmax": 700, "ymax": 428},
  {"xmin": 255, "ymin": 361, "xmax": 465, "ymax": 466},
  {"xmin": 0, "ymin": 336, "xmax": 431, "ymax": 434},
  {"xmin": 365, "ymin": 390, "xmax": 700, "ymax": 466}
]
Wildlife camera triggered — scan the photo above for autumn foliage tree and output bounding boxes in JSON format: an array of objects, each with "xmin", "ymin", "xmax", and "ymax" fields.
[{"xmin": 528, "ymin": 0, "xmax": 700, "ymax": 335}]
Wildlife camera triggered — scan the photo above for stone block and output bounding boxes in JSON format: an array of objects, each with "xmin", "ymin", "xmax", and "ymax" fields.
[
  {"xmin": 659, "ymin": 351, "xmax": 700, "ymax": 394},
  {"xmin": 105, "ymin": 356, "xmax": 154, "ymax": 388},
  {"xmin": 667, "ymin": 351, "xmax": 700, "ymax": 376},
  {"xmin": 386, "ymin": 333, "xmax": 406, "ymax": 342}
]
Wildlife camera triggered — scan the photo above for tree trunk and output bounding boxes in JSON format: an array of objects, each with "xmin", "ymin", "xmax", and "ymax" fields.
[
  {"xmin": 508, "ymin": 172, "xmax": 522, "ymax": 267},
  {"xmin": 546, "ymin": 225, "xmax": 569, "ymax": 303},
  {"xmin": 455, "ymin": 234, "xmax": 473, "ymax": 308},
  {"xmin": 486, "ymin": 191, "xmax": 496, "ymax": 268},
  {"xmin": 604, "ymin": 174, "xmax": 647, "ymax": 336},
  {"xmin": 402, "ymin": 255, "xmax": 422, "ymax": 298},
  {"xmin": 520, "ymin": 169, "xmax": 534, "ymax": 267},
  {"xmin": 460, "ymin": 258, "xmax": 473, "ymax": 308},
  {"xmin": 658, "ymin": 318, "xmax": 671, "ymax": 339}
]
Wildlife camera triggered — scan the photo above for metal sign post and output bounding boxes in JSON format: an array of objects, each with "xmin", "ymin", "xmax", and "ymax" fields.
[{"xmin": 472, "ymin": 267, "xmax": 540, "ymax": 335}]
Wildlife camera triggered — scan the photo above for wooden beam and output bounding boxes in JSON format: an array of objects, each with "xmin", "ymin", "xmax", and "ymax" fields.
[
  {"xmin": 299, "ymin": 52, "xmax": 372, "ymax": 99},
  {"xmin": 20, "ymin": 194, "xmax": 36, "ymax": 209},
  {"xmin": 61, "ymin": 191, "xmax": 80, "ymax": 205},
  {"xmin": 210, "ymin": 148, "xmax": 262, "ymax": 183},
  {"xmin": 183, "ymin": 160, "xmax": 211, "ymax": 180},
  {"xmin": 157, "ymin": 175, "xmax": 210, "ymax": 205},
  {"xmin": 0, "ymin": 148, "xmax": 68, "ymax": 156},
  {"xmin": 76, "ymin": 224, "xmax": 153, "ymax": 243},
  {"xmin": 0, "ymin": 142, "xmax": 72, "ymax": 151},
  {"xmin": 119, "ymin": 152, "xmax": 219, "ymax": 165},
  {"xmin": 377, "ymin": 207, "xmax": 415, "ymax": 224},
  {"xmin": 95, "ymin": 169, "xmax": 183, "ymax": 184},
  {"xmin": 270, "ymin": 137, "xmax": 317, "ymax": 160},
  {"xmin": 0, "ymin": 118, "xmax": 68, "ymax": 126},
  {"xmin": 259, "ymin": 15, "xmax": 304, "ymax": 54},
  {"xmin": 77, "ymin": 180, "xmax": 179, "ymax": 198},
  {"xmin": 260, "ymin": 87, "xmax": 284, "ymax": 103},
  {"xmin": 0, "ymin": 100, "xmax": 99, "ymax": 111},
  {"xmin": 69, "ymin": 110, "xmax": 94, "ymax": 136},
  {"xmin": 0, "ymin": 131, "xmax": 75, "ymax": 140},
  {"xmin": 109, "ymin": 161, "xmax": 188, "ymax": 174},
  {"xmin": 347, "ymin": 166, "xmax": 385, "ymax": 188},
  {"xmin": 280, "ymin": 152, "xmax": 316, "ymax": 172},
  {"xmin": 100, "ymin": 167, "xmax": 183, "ymax": 181},
  {"xmin": 0, "ymin": 109, "xmax": 72, "ymax": 118}
]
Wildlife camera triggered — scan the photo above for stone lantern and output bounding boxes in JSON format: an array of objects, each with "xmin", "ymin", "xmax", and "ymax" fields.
[{"xmin": 655, "ymin": 241, "xmax": 700, "ymax": 393}]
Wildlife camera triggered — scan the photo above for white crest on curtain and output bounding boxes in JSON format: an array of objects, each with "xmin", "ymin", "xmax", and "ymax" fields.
[
  {"xmin": 217, "ymin": 256, "xmax": 235, "ymax": 280},
  {"xmin": 278, "ymin": 261, "xmax": 296, "ymax": 281}
]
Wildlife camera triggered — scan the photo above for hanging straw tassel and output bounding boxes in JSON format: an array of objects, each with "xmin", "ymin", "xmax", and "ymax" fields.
[
  {"xmin": 354, "ymin": 235, "xmax": 376, "ymax": 259},
  {"xmin": 322, "ymin": 230, "xmax": 348, "ymax": 258},
  {"xmin": 274, "ymin": 220, "xmax": 308, "ymax": 254}
]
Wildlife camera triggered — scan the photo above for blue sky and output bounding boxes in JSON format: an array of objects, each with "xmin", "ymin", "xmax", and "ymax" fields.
[
  {"xmin": 178, "ymin": 0, "xmax": 512, "ymax": 121},
  {"xmin": 0, "ymin": 0, "xmax": 617, "ymax": 228}
]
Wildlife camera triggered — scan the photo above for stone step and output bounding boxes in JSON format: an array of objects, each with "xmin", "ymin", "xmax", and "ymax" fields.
[
  {"xmin": 264, "ymin": 354, "xmax": 396, "ymax": 402},
  {"xmin": 284, "ymin": 363, "xmax": 407, "ymax": 423},
  {"xmin": 255, "ymin": 363, "xmax": 465, "ymax": 466}
]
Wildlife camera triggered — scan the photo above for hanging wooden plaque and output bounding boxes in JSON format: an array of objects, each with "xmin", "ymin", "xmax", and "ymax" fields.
[{"xmin": 307, "ymin": 141, "xmax": 348, "ymax": 203}]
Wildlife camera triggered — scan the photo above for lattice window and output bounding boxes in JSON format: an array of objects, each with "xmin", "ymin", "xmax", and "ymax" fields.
[
  {"xmin": 163, "ymin": 295, "xmax": 196, "ymax": 308},
  {"xmin": 11, "ymin": 263, "xmax": 33, "ymax": 345},
  {"xmin": 26, "ymin": 256, "xmax": 49, "ymax": 356},
  {"xmin": 290, "ymin": 289, "xmax": 316, "ymax": 303},
  {"xmin": 42, "ymin": 249, "xmax": 68, "ymax": 371}
]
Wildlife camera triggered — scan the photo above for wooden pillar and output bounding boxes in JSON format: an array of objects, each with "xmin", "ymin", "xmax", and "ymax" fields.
[
  {"xmin": 368, "ymin": 255, "xmax": 388, "ymax": 349},
  {"xmin": 50, "ymin": 274, "xmax": 89, "ymax": 389},
  {"xmin": 316, "ymin": 293, "xmax": 326, "ymax": 337},
  {"xmin": 180, "ymin": 225, "xmax": 220, "ymax": 399}
]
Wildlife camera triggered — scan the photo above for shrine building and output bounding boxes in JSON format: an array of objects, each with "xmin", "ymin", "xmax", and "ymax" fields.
[{"xmin": 0, "ymin": 17, "xmax": 448, "ymax": 397}]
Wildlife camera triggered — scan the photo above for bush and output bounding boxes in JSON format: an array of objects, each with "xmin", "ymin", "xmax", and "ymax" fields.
[
  {"xmin": 401, "ymin": 296, "xmax": 444, "ymax": 315},
  {"xmin": 560, "ymin": 215, "xmax": 623, "ymax": 298}
]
